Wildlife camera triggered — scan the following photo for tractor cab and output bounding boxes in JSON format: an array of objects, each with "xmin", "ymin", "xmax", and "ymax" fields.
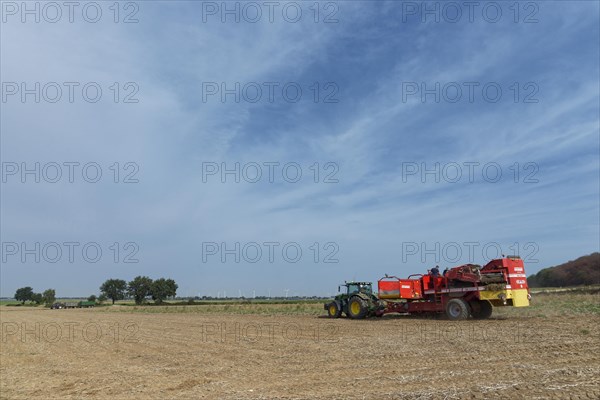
[{"xmin": 342, "ymin": 282, "xmax": 373, "ymax": 295}]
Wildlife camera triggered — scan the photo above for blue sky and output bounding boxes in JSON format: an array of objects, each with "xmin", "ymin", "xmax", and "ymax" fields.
[{"xmin": 1, "ymin": 1, "xmax": 599, "ymax": 297}]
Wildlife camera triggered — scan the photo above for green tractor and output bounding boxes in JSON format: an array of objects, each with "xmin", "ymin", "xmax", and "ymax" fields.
[{"xmin": 324, "ymin": 281, "xmax": 384, "ymax": 319}]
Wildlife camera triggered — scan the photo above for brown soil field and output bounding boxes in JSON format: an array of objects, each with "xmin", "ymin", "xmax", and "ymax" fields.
[{"xmin": 1, "ymin": 300, "xmax": 599, "ymax": 399}]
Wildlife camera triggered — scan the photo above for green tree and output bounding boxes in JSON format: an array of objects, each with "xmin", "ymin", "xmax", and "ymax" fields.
[
  {"xmin": 150, "ymin": 278, "xmax": 178, "ymax": 304},
  {"xmin": 15, "ymin": 287, "xmax": 34, "ymax": 304},
  {"xmin": 42, "ymin": 289, "xmax": 56, "ymax": 307},
  {"xmin": 128, "ymin": 276, "xmax": 153, "ymax": 305},
  {"xmin": 97, "ymin": 294, "xmax": 108, "ymax": 304},
  {"xmin": 100, "ymin": 279, "xmax": 127, "ymax": 304},
  {"xmin": 31, "ymin": 293, "xmax": 43, "ymax": 305},
  {"xmin": 87, "ymin": 294, "xmax": 97, "ymax": 302}
]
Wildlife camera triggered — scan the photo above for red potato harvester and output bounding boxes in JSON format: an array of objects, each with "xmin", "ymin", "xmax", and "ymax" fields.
[{"xmin": 325, "ymin": 256, "xmax": 530, "ymax": 320}]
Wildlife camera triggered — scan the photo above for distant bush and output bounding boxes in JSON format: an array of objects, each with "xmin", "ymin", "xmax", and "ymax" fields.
[{"xmin": 43, "ymin": 289, "xmax": 56, "ymax": 307}]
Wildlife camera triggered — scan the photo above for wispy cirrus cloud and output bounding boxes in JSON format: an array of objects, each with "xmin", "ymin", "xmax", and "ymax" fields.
[{"xmin": 1, "ymin": 1, "xmax": 598, "ymax": 297}]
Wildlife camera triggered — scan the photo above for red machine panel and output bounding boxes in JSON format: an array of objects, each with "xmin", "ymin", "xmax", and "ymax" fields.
[
  {"xmin": 505, "ymin": 257, "xmax": 528, "ymax": 290},
  {"xmin": 482, "ymin": 256, "xmax": 528, "ymax": 290},
  {"xmin": 378, "ymin": 277, "xmax": 422, "ymax": 299},
  {"xmin": 410, "ymin": 280, "xmax": 423, "ymax": 298}
]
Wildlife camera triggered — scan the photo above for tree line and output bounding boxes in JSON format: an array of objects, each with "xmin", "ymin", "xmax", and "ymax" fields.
[
  {"xmin": 14, "ymin": 276, "xmax": 178, "ymax": 306},
  {"xmin": 527, "ymin": 253, "xmax": 600, "ymax": 287},
  {"xmin": 14, "ymin": 287, "xmax": 56, "ymax": 306},
  {"xmin": 100, "ymin": 276, "xmax": 178, "ymax": 305}
]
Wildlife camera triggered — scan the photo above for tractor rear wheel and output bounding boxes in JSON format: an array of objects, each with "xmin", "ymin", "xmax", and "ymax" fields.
[
  {"xmin": 470, "ymin": 300, "xmax": 493, "ymax": 319},
  {"xmin": 446, "ymin": 298, "xmax": 469, "ymax": 321},
  {"xmin": 327, "ymin": 301, "xmax": 342, "ymax": 318},
  {"xmin": 347, "ymin": 296, "xmax": 368, "ymax": 319}
]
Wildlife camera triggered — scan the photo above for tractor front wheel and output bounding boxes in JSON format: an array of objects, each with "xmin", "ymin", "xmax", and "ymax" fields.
[
  {"xmin": 470, "ymin": 300, "xmax": 493, "ymax": 319},
  {"xmin": 327, "ymin": 301, "xmax": 342, "ymax": 318},
  {"xmin": 446, "ymin": 298, "xmax": 470, "ymax": 321},
  {"xmin": 347, "ymin": 296, "xmax": 368, "ymax": 319}
]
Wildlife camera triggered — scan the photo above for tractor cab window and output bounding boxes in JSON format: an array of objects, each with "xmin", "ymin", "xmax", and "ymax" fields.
[
  {"xmin": 346, "ymin": 284, "xmax": 360, "ymax": 294},
  {"xmin": 347, "ymin": 283, "xmax": 372, "ymax": 295},
  {"xmin": 360, "ymin": 284, "xmax": 372, "ymax": 294}
]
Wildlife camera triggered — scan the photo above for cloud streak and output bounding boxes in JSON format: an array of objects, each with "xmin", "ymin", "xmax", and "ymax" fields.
[{"xmin": 1, "ymin": 1, "xmax": 598, "ymax": 297}]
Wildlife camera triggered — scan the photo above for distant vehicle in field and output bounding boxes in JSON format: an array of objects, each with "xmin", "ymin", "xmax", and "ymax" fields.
[{"xmin": 51, "ymin": 301, "xmax": 95, "ymax": 309}]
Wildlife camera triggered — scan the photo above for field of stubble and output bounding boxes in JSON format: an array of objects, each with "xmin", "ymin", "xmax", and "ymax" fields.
[{"xmin": 1, "ymin": 293, "xmax": 599, "ymax": 400}]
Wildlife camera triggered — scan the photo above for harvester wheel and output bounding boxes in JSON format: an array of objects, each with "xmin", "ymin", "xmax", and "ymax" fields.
[
  {"xmin": 327, "ymin": 301, "xmax": 342, "ymax": 318},
  {"xmin": 446, "ymin": 298, "xmax": 469, "ymax": 321},
  {"xmin": 347, "ymin": 296, "xmax": 368, "ymax": 319},
  {"xmin": 470, "ymin": 300, "xmax": 493, "ymax": 319}
]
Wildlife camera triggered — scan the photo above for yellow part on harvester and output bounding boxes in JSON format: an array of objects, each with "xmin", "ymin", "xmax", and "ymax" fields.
[{"xmin": 479, "ymin": 288, "xmax": 530, "ymax": 307}]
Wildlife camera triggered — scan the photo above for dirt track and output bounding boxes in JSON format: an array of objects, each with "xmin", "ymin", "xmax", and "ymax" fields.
[{"xmin": 1, "ymin": 308, "xmax": 599, "ymax": 399}]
